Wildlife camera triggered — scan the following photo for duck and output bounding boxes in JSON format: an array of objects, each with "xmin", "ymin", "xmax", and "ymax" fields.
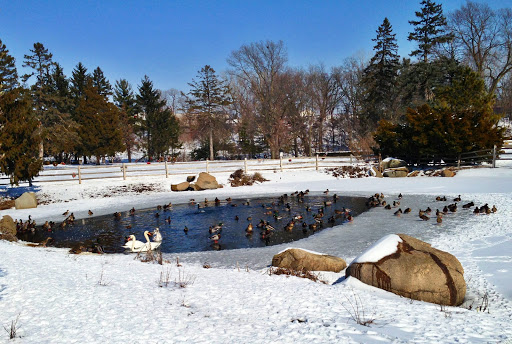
[
  {"xmin": 226, "ymin": 197, "xmax": 232, "ymax": 202},
  {"xmin": 210, "ymin": 233, "xmax": 221, "ymax": 243},
  {"xmin": 462, "ymin": 202, "xmax": 474, "ymax": 209},
  {"xmin": 437, "ymin": 215, "xmax": 443, "ymax": 225},
  {"xmin": 385, "ymin": 204, "xmax": 391, "ymax": 210},
  {"xmin": 153, "ymin": 228, "xmax": 163, "ymax": 242},
  {"xmin": 394, "ymin": 208, "xmax": 402, "ymax": 216},
  {"xmin": 420, "ymin": 214, "xmax": 430, "ymax": 221},
  {"xmin": 246, "ymin": 223, "xmax": 253, "ymax": 234},
  {"xmin": 404, "ymin": 208, "xmax": 411, "ymax": 214},
  {"xmin": 114, "ymin": 212, "xmax": 121, "ymax": 219},
  {"xmin": 492, "ymin": 205, "xmax": 497, "ymax": 213},
  {"xmin": 454, "ymin": 195, "xmax": 461, "ymax": 202},
  {"xmin": 129, "ymin": 207, "xmax": 136, "ymax": 216},
  {"xmin": 88, "ymin": 210, "xmax": 93, "ymax": 216},
  {"xmin": 209, "ymin": 223, "xmax": 223, "ymax": 234},
  {"xmin": 473, "ymin": 207, "xmax": 480, "ymax": 215},
  {"xmin": 184, "ymin": 226, "xmax": 189, "ymax": 233},
  {"xmin": 235, "ymin": 215, "xmax": 239, "ymax": 221},
  {"xmin": 62, "ymin": 210, "xmax": 69, "ymax": 216},
  {"xmin": 398, "ymin": 193, "xmax": 403, "ymax": 199},
  {"xmin": 323, "ymin": 189, "xmax": 329, "ymax": 195}
]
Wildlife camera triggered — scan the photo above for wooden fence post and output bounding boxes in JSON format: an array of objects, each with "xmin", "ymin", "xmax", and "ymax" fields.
[
  {"xmin": 350, "ymin": 154, "xmax": 353, "ymax": 164},
  {"xmin": 378, "ymin": 154, "xmax": 382, "ymax": 172},
  {"xmin": 165, "ymin": 161, "xmax": 169, "ymax": 178},
  {"xmin": 206, "ymin": 159, "xmax": 209, "ymax": 173},
  {"xmin": 279, "ymin": 155, "xmax": 283, "ymax": 172},
  {"xmin": 492, "ymin": 145, "xmax": 497, "ymax": 168},
  {"xmin": 457, "ymin": 154, "xmax": 461, "ymax": 168},
  {"xmin": 315, "ymin": 154, "xmax": 319, "ymax": 171},
  {"xmin": 78, "ymin": 165, "xmax": 82, "ymax": 184},
  {"xmin": 244, "ymin": 158, "xmax": 248, "ymax": 174},
  {"xmin": 122, "ymin": 163, "xmax": 126, "ymax": 180}
]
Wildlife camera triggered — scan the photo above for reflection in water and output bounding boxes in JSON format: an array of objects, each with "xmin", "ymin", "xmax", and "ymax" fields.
[{"xmin": 17, "ymin": 194, "xmax": 368, "ymax": 253}]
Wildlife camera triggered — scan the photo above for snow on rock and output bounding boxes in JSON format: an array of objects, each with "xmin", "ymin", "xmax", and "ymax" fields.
[{"xmin": 352, "ymin": 234, "xmax": 402, "ymax": 264}]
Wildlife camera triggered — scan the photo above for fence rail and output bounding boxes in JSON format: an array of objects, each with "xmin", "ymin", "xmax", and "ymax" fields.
[{"xmin": 1, "ymin": 144, "xmax": 511, "ymax": 186}]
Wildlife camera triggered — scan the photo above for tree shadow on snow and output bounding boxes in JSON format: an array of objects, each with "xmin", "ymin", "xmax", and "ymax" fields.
[{"xmin": 0, "ymin": 185, "xmax": 41, "ymax": 199}]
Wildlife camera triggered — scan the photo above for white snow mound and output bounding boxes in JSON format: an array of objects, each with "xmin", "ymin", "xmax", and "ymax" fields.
[{"xmin": 352, "ymin": 234, "xmax": 402, "ymax": 264}]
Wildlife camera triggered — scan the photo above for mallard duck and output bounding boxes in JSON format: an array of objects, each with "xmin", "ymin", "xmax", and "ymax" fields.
[
  {"xmin": 62, "ymin": 210, "xmax": 69, "ymax": 216},
  {"xmin": 155, "ymin": 212, "xmax": 160, "ymax": 218},
  {"xmin": 246, "ymin": 223, "xmax": 253, "ymax": 233},
  {"xmin": 184, "ymin": 226, "xmax": 189, "ymax": 233},
  {"xmin": 114, "ymin": 212, "xmax": 121, "ymax": 219},
  {"xmin": 88, "ymin": 210, "xmax": 93, "ymax": 216},
  {"xmin": 454, "ymin": 195, "xmax": 461, "ymax": 202},
  {"xmin": 492, "ymin": 205, "xmax": 497, "ymax": 213},
  {"xmin": 385, "ymin": 204, "xmax": 391, "ymax": 210},
  {"xmin": 129, "ymin": 207, "xmax": 135, "ymax": 216},
  {"xmin": 157, "ymin": 205, "xmax": 162, "ymax": 210},
  {"xmin": 43, "ymin": 221, "xmax": 52, "ymax": 231},
  {"xmin": 210, "ymin": 233, "xmax": 221, "ymax": 243},
  {"xmin": 473, "ymin": 207, "xmax": 480, "ymax": 215},
  {"xmin": 404, "ymin": 208, "xmax": 411, "ymax": 214},
  {"xmin": 323, "ymin": 189, "xmax": 329, "ymax": 195},
  {"xmin": 425, "ymin": 207, "xmax": 432, "ymax": 214},
  {"xmin": 394, "ymin": 208, "xmax": 402, "ymax": 216},
  {"xmin": 462, "ymin": 202, "xmax": 474, "ymax": 209},
  {"xmin": 381, "ymin": 201, "xmax": 387, "ymax": 206},
  {"xmin": 234, "ymin": 215, "xmax": 239, "ymax": 221},
  {"xmin": 420, "ymin": 214, "xmax": 430, "ymax": 221},
  {"xmin": 226, "ymin": 197, "xmax": 232, "ymax": 202},
  {"xmin": 398, "ymin": 193, "xmax": 403, "ymax": 199},
  {"xmin": 437, "ymin": 215, "xmax": 443, "ymax": 224}
]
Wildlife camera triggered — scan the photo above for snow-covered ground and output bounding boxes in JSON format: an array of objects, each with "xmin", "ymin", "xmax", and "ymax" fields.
[{"xmin": 1, "ymin": 162, "xmax": 512, "ymax": 343}]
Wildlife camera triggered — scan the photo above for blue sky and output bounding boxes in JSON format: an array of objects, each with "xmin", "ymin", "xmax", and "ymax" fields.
[{"xmin": 1, "ymin": 0, "xmax": 511, "ymax": 93}]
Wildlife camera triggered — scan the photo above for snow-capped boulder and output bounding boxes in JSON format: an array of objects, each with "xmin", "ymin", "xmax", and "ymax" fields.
[
  {"xmin": 369, "ymin": 166, "xmax": 383, "ymax": 178},
  {"xmin": 194, "ymin": 172, "xmax": 221, "ymax": 190},
  {"xmin": 14, "ymin": 192, "xmax": 38, "ymax": 209},
  {"xmin": 383, "ymin": 167, "xmax": 409, "ymax": 178},
  {"xmin": 171, "ymin": 181, "xmax": 190, "ymax": 191},
  {"xmin": 272, "ymin": 248, "xmax": 347, "ymax": 273},
  {"xmin": 380, "ymin": 158, "xmax": 407, "ymax": 170},
  {"xmin": 346, "ymin": 234, "xmax": 466, "ymax": 306},
  {"xmin": 0, "ymin": 215, "xmax": 17, "ymax": 242}
]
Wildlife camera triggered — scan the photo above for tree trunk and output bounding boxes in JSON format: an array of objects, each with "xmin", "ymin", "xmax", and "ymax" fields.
[{"xmin": 209, "ymin": 126, "xmax": 214, "ymax": 161}]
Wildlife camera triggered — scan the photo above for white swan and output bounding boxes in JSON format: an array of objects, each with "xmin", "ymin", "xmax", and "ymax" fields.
[
  {"xmin": 153, "ymin": 228, "xmax": 163, "ymax": 242},
  {"xmin": 123, "ymin": 231, "xmax": 161, "ymax": 252},
  {"xmin": 122, "ymin": 234, "xmax": 144, "ymax": 251}
]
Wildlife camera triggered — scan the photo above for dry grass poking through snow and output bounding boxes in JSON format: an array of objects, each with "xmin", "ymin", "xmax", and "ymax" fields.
[
  {"xmin": 229, "ymin": 169, "xmax": 269, "ymax": 187},
  {"xmin": 267, "ymin": 266, "xmax": 327, "ymax": 284}
]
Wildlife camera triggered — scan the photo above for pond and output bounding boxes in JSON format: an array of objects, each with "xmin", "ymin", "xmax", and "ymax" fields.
[{"xmin": 17, "ymin": 193, "xmax": 369, "ymax": 253}]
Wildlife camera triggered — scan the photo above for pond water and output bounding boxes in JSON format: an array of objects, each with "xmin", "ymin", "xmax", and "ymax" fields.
[{"xmin": 17, "ymin": 194, "xmax": 368, "ymax": 253}]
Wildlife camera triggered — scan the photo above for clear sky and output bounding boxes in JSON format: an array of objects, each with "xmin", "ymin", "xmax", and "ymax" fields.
[{"xmin": 1, "ymin": 0, "xmax": 511, "ymax": 93}]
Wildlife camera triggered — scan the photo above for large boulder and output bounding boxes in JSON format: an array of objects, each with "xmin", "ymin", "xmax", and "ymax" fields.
[
  {"xmin": 380, "ymin": 158, "xmax": 407, "ymax": 170},
  {"xmin": 441, "ymin": 169, "xmax": 455, "ymax": 177},
  {"xmin": 194, "ymin": 172, "xmax": 220, "ymax": 190},
  {"xmin": 0, "ymin": 215, "xmax": 16, "ymax": 235},
  {"xmin": 383, "ymin": 167, "xmax": 409, "ymax": 178},
  {"xmin": 171, "ymin": 181, "xmax": 190, "ymax": 191},
  {"xmin": 14, "ymin": 192, "xmax": 38, "ymax": 210},
  {"xmin": 346, "ymin": 234, "xmax": 466, "ymax": 306},
  {"xmin": 272, "ymin": 248, "xmax": 347, "ymax": 273},
  {"xmin": 369, "ymin": 166, "xmax": 383, "ymax": 178}
]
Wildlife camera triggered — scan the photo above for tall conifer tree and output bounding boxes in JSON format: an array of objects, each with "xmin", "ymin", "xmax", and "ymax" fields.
[
  {"xmin": 361, "ymin": 18, "xmax": 400, "ymax": 130},
  {"xmin": 0, "ymin": 39, "xmax": 18, "ymax": 93},
  {"xmin": 114, "ymin": 79, "xmax": 138, "ymax": 162},
  {"xmin": 92, "ymin": 67, "xmax": 112, "ymax": 97},
  {"xmin": 408, "ymin": 0, "xmax": 452, "ymax": 63},
  {"xmin": 186, "ymin": 65, "xmax": 232, "ymax": 160}
]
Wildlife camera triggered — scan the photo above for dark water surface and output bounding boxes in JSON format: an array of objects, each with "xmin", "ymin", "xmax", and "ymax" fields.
[{"xmin": 18, "ymin": 194, "xmax": 368, "ymax": 253}]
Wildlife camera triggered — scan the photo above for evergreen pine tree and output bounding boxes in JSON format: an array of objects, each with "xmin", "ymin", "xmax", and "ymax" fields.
[
  {"xmin": 70, "ymin": 62, "xmax": 90, "ymax": 104},
  {"xmin": 114, "ymin": 79, "xmax": 139, "ymax": 162},
  {"xmin": 92, "ymin": 66, "xmax": 112, "ymax": 97},
  {"xmin": 0, "ymin": 38, "xmax": 18, "ymax": 94},
  {"xmin": 186, "ymin": 65, "xmax": 232, "ymax": 160},
  {"xmin": 136, "ymin": 76, "xmax": 179, "ymax": 160},
  {"xmin": 0, "ymin": 87, "xmax": 42, "ymax": 185},
  {"xmin": 361, "ymin": 18, "xmax": 400, "ymax": 131},
  {"xmin": 22, "ymin": 42, "xmax": 55, "ymax": 159},
  {"xmin": 76, "ymin": 82, "xmax": 123, "ymax": 163},
  {"xmin": 408, "ymin": 0, "xmax": 453, "ymax": 63}
]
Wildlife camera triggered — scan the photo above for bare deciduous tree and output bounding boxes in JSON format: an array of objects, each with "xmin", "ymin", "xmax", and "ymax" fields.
[
  {"xmin": 228, "ymin": 40, "xmax": 289, "ymax": 158},
  {"xmin": 449, "ymin": 1, "xmax": 512, "ymax": 94}
]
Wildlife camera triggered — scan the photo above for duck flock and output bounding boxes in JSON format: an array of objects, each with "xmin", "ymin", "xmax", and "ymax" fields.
[
  {"xmin": 13, "ymin": 190, "xmax": 497, "ymax": 254},
  {"xmin": 366, "ymin": 192, "xmax": 498, "ymax": 226}
]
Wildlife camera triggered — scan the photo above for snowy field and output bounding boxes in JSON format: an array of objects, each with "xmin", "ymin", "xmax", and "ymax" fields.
[{"xmin": 1, "ymin": 161, "xmax": 512, "ymax": 343}]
